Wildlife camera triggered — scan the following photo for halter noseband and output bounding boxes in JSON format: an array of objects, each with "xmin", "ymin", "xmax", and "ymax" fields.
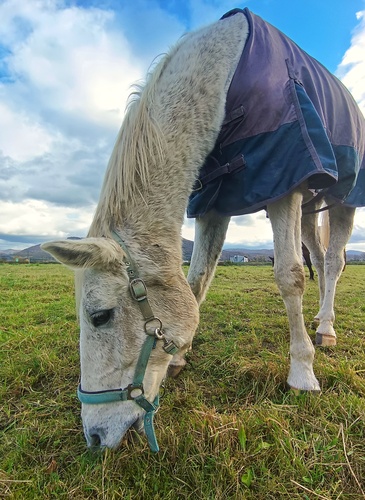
[{"xmin": 77, "ymin": 230, "xmax": 178, "ymax": 452}]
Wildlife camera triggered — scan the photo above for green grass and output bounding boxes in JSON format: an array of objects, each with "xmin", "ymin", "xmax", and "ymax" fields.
[{"xmin": 1, "ymin": 263, "xmax": 365, "ymax": 499}]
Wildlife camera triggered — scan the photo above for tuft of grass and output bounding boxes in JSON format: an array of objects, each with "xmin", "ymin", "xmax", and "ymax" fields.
[{"xmin": 1, "ymin": 263, "xmax": 365, "ymax": 498}]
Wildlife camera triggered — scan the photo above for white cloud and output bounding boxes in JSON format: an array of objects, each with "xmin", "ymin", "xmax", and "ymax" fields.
[
  {"xmin": 0, "ymin": 103, "xmax": 54, "ymax": 161},
  {"xmin": 225, "ymin": 214, "xmax": 273, "ymax": 247},
  {"xmin": 0, "ymin": 1, "xmax": 142, "ymax": 121},
  {"xmin": 0, "ymin": 0, "xmax": 189, "ymax": 250},
  {"xmin": 182, "ymin": 212, "xmax": 274, "ymax": 249},
  {"xmin": 337, "ymin": 10, "xmax": 365, "ymax": 113},
  {"xmin": 335, "ymin": 9, "xmax": 365, "ymax": 251},
  {"xmin": 0, "ymin": 199, "xmax": 93, "ymax": 239},
  {"xmin": 0, "ymin": 0, "xmax": 145, "ymax": 248}
]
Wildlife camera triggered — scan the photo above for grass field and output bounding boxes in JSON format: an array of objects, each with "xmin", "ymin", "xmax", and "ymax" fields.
[{"xmin": 1, "ymin": 263, "xmax": 365, "ymax": 499}]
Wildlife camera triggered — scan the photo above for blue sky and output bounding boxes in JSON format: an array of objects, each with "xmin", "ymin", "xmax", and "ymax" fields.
[{"xmin": 0, "ymin": 0, "xmax": 365, "ymax": 251}]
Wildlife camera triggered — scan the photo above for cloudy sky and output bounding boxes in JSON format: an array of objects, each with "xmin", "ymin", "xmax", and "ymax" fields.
[{"xmin": 1, "ymin": 0, "xmax": 365, "ymax": 251}]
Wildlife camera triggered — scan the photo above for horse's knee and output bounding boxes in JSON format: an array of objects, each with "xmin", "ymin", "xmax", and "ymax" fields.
[
  {"xmin": 275, "ymin": 262, "xmax": 305, "ymax": 296},
  {"xmin": 325, "ymin": 251, "xmax": 345, "ymax": 277},
  {"xmin": 187, "ymin": 274, "xmax": 206, "ymax": 304}
]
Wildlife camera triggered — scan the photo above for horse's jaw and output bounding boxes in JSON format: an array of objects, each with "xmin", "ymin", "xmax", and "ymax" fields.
[{"xmin": 81, "ymin": 401, "xmax": 145, "ymax": 450}]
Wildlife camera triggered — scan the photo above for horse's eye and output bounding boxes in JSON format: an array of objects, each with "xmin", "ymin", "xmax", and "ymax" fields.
[{"xmin": 90, "ymin": 309, "xmax": 113, "ymax": 327}]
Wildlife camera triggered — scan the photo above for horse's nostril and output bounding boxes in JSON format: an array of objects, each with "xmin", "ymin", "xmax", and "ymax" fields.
[
  {"xmin": 89, "ymin": 433, "xmax": 102, "ymax": 447},
  {"xmin": 87, "ymin": 427, "xmax": 108, "ymax": 449}
]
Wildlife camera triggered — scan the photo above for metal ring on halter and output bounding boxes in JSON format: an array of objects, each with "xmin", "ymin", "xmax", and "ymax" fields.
[
  {"xmin": 154, "ymin": 328, "xmax": 165, "ymax": 340},
  {"xmin": 126, "ymin": 383, "xmax": 144, "ymax": 399},
  {"xmin": 144, "ymin": 317, "xmax": 163, "ymax": 336}
]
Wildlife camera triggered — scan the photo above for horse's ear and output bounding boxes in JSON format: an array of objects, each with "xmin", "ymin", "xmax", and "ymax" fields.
[{"xmin": 41, "ymin": 238, "xmax": 125, "ymax": 271}]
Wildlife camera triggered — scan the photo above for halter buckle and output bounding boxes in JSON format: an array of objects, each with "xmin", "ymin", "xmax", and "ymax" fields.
[
  {"xmin": 129, "ymin": 278, "xmax": 147, "ymax": 301},
  {"xmin": 163, "ymin": 340, "xmax": 179, "ymax": 355}
]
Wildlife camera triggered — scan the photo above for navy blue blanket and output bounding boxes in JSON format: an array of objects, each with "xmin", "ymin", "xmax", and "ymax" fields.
[{"xmin": 188, "ymin": 8, "xmax": 365, "ymax": 218}]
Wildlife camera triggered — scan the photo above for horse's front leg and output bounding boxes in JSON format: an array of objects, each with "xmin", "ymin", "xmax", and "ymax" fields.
[
  {"xmin": 301, "ymin": 206, "xmax": 326, "ymax": 305},
  {"xmin": 314, "ymin": 204, "xmax": 355, "ymax": 346},
  {"xmin": 187, "ymin": 210, "xmax": 231, "ymax": 305},
  {"xmin": 268, "ymin": 190, "xmax": 320, "ymax": 392},
  {"xmin": 168, "ymin": 210, "xmax": 230, "ymax": 377}
]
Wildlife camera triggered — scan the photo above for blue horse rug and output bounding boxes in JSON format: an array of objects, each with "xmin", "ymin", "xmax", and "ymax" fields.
[{"xmin": 187, "ymin": 8, "xmax": 365, "ymax": 218}]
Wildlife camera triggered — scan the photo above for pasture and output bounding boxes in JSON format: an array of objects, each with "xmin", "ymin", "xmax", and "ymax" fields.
[{"xmin": 1, "ymin": 263, "xmax": 365, "ymax": 499}]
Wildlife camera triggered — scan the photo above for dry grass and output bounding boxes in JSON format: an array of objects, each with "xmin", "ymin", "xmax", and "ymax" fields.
[{"xmin": 1, "ymin": 263, "xmax": 365, "ymax": 499}]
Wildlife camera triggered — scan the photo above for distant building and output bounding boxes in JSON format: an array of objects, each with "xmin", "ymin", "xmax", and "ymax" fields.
[
  {"xmin": 13, "ymin": 256, "xmax": 30, "ymax": 264},
  {"xmin": 230, "ymin": 255, "xmax": 248, "ymax": 263}
]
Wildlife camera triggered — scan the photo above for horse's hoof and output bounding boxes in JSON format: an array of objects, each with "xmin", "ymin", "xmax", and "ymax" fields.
[
  {"xmin": 310, "ymin": 318, "xmax": 320, "ymax": 330},
  {"xmin": 167, "ymin": 364, "xmax": 185, "ymax": 378},
  {"xmin": 290, "ymin": 387, "xmax": 301, "ymax": 396},
  {"xmin": 315, "ymin": 333, "xmax": 336, "ymax": 346},
  {"xmin": 289, "ymin": 386, "xmax": 321, "ymax": 395}
]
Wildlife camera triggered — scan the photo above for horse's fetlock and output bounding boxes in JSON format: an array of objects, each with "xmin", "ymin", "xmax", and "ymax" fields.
[{"xmin": 290, "ymin": 343, "xmax": 315, "ymax": 362}]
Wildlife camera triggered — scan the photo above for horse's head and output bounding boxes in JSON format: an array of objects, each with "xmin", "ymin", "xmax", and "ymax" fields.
[{"xmin": 42, "ymin": 236, "xmax": 199, "ymax": 450}]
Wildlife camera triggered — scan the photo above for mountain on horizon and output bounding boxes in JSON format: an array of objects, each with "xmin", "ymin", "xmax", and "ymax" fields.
[
  {"xmin": 0, "ymin": 249, "xmax": 18, "ymax": 255},
  {"xmin": 1, "ymin": 238, "xmax": 364, "ymax": 263}
]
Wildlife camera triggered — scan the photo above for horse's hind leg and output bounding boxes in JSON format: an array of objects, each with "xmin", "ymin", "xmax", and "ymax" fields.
[
  {"xmin": 167, "ymin": 210, "xmax": 230, "ymax": 377},
  {"xmin": 268, "ymin": 190, "xmax": 320, "ymax": 391},
  {"xmin": 314, "ymin": 204, "xmax": 355, "ymax": 346}
]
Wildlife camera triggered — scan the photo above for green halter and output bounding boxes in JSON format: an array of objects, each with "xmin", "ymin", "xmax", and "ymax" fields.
[{"xmin": 77, "ymin": 230, "xmax": 178, "ymax": 452}]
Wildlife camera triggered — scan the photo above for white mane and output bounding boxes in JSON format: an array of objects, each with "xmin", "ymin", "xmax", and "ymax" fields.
[{"xmin": 88, "ymin": 45, "xmax": 186, "ymax": 238}]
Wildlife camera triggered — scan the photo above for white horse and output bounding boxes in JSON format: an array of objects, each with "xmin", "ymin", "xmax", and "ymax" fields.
[{"xmin": 42, "ymin": 9, "xmax": 364, "ymax": 451}]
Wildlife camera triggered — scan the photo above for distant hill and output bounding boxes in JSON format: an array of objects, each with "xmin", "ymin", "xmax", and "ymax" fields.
[
  {"xmin": 183, "ymin": 239, "xmax": 273, "ymax": 261},
  {"xmin": 346, "ymin": 250, "xmax": 365, "ymax": 261},
  {"xmin": 2, "ymin": 237, "xmax": 364, "ymax": 263},
  {"xmin": 11, "ymin": 237, "xmax": 195, "ymax": 263},
  {"xmin": 221, "ymin": 247, "xmax": 273, "ymax": 260},
  {"xmin": 13, "ymin": 237, "xmax": 83, "ymax": 262},
  {"xmin": 182, "ymin": 238, "xmax": 194, "ymax": 261},
  {"xmin": 0, "ymin": 249, "xmax": 18, "ymax": 261},
  {"xmin": 15, "ymin": 244, "xmax": 56, "ymax": 262},
  {"xmin": 0, "ymin": 249, "xmax": 18, "ymax": 255},
  {"xmin": 183, "ymin": 241, "xmax": 365, "ymax": 262}
]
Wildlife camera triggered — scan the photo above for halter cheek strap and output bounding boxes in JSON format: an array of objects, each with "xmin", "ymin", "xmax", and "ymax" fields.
[{"xmin": 77, "ymin": 230, "xmax": 178, "ymax": 453}]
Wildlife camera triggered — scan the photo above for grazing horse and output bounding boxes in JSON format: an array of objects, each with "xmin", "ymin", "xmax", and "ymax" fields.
[{"xmin": 42, "ymin": 8, "xmax": 365, "ymax": 451}]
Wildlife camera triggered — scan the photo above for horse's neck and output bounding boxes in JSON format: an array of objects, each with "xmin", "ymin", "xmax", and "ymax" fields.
[
  {"xmin": 146, "ymin": 14, "xmax": 248, "ymax": 218},
  {"xmin": 92, "ymin": 13, "xmax": 249, "ymax": 264}
]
